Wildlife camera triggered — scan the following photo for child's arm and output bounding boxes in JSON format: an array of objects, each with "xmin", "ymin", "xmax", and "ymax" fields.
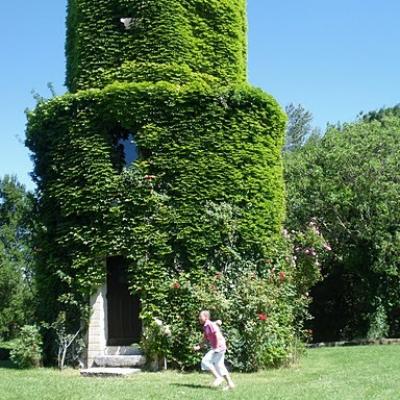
[{"xmin": 194, "ymin": 334, "xmax": 207, "ymax": 351}]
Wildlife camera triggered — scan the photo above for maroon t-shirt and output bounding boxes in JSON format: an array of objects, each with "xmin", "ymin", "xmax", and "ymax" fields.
[{"xmin": 203, "ymin": 320, "xmax": 226, "ymax": 350}]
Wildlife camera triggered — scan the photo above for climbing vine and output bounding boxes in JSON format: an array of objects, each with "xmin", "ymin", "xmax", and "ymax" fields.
[
  {"xmin": 25, "ymin": 0, "xmax": 300, "ymax": 370},
  {"xmin": 66, "ymin": 0, "xmax": 247, "ymax": 91}
]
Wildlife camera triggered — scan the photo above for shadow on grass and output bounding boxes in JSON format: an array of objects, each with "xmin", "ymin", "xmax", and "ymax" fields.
[
  {"xmin": 171, "ymin": 383, "xmax": 215, "ymax": 391},
  {"xmin": 0, "ymin": 360, "xmax": 19, "ymax": 370}
]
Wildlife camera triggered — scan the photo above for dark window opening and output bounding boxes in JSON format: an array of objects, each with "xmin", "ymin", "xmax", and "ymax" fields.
[
  {"xmin": 111, "ymin": 128, "xmax": 139, "ymax": 171},
  {"xmin": 119, "ymin": 134, "xmax": 138, "ymax": 167}
]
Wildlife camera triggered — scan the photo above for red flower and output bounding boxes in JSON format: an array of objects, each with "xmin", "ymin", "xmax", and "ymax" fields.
[
  {"xmin": 172, "ymin": 281, "xmax": 181, "ymax": 289},
  {"xmin": 279, "ymin": 271, "xmax": 286, "ymax": 282},
  {"xmin": 257, "ymin": 313, "xmax": 267, "ymax": 321}
]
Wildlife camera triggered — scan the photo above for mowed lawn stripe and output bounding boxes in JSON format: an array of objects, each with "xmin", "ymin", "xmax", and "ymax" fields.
[{"xmin": 1, "ymin": 346, "xmax": 400, "ymax": 400}]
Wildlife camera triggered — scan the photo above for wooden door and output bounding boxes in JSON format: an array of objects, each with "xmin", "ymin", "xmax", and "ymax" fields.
[{"xmin": 106, "ymin": 256, "xmax": 142, "ymax": 346}]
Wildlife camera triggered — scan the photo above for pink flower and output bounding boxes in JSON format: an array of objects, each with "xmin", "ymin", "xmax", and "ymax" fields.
[
  {"xmin": 305, "ymin": 248, "xmax": 316, "ymax": 256},
  {"xmin": 324, "ymin": 243, "xmax": 332, "ymax": 252},
  {"xmin": 257, "ymin": 313, "xmax": 268, "ymax": 321}
]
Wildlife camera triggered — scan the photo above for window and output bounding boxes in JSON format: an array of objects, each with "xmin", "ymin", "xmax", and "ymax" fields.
[
  {"xmin": 118, "ymin": 134, "xmax": 138, "ymax": 167},
  {"xmin": 111, "ymin": 130, "xmax": 139, "ymax": 171}
]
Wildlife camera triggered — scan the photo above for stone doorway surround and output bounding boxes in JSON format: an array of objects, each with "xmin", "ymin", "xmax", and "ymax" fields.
[
  {"xmin": 87, "ymin": 284, "xmax": 108, "ymax": 367},
  {"xmin": 86, "ymin": 283, "xmax": 143, "ymax": 368}
]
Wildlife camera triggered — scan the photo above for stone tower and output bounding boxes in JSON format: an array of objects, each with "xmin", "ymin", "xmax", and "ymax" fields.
[
  {"xmin": 66, "ymin": 0, "xmax": 248, "ymax": 91},
  {"xmin": 26, "ymin": 0, "xmax": 286, "ymax": 368}
]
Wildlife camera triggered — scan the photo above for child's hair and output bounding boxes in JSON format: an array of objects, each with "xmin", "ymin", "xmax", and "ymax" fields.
[{"xmin": 199, "ymin": 310, "xmax": 210, "ymax": 319}]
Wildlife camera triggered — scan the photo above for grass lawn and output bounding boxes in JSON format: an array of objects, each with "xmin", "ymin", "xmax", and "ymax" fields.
[{"xmin": 1, "ymin": 345, "xmax": 400, "ymax": 400}]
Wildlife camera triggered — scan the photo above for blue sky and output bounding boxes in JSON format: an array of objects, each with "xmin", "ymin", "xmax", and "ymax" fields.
[{"xmin": 1, "ymin": 0, "xmax": 399, "ymax": 191}]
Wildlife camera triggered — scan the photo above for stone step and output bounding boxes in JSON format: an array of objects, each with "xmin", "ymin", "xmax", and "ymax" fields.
[
  {"xmin": 93, "ymin": 355, "xmax": 146, "ymax": 368},
  {"xmin": 81, "ymin": 367, "xmax": 141, "ymax": 378},
  {"xmin": 105, "ymin": 346, "xmax": 143, "ymax": 356}
]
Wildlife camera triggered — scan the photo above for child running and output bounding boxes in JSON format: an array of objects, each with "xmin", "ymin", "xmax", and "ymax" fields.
[{"xmin": 194, "ymin": 310, "xmax": 235, "ymax": 390}]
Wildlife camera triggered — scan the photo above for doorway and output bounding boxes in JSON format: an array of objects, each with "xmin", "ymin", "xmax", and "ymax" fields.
[{"xmin": 106, "ymin": 256, "xmax": 142, "ymax": 346}]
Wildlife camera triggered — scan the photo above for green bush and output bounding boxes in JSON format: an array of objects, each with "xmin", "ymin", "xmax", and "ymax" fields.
[
  {"xmin": 10, "ymin": 325, "xmax": 42, "ymax": 368},
  {"xmin": 140, "ymin": 270, "xmax": 308, "ymax": 372},
  {"xmin": 137, "ymin": 203, "xmax": 325, "ymax": 371},
  {"xmin": 285, "ymin": 116, "xmax": 400, "ymax": 341}
]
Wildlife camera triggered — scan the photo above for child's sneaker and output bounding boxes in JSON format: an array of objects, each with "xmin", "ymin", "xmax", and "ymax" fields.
[
  {"xmin": 223, "ymin": 382, "xmax": 236, "ymax": 391},
  {"xmin": 212, "ymin": 377, "xmax": 224, "ymax": 387}
]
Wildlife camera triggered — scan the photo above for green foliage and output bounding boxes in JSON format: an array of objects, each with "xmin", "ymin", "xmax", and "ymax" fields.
[
  {"xmin": 367, "ymin": 299, "xmax": 389, "ymax": 340},
  {"xmin": 224, "ymin": 273, "xmax": 302, "ymax": 371},
  {"xmin": 359, "ymin": 103, "xmax": 400, "ymax": 123},
  {"xmin": 136, "ymin": 203, "xmax": 323, "ymax": 372},
  {"xmin": 0, "ymin": 176, "xmax": 35, "ymax": 341},
  {"xmin": 140, "ymin": 270, "xmax": 305, "ymax": 372},
  {"xmin": 10, "ymin": 325, "xmax": 42, "ymax": 368},
  {"xmin": 285, "ymin": 116, "xmax": 400, "ymax": 341},
  {"xmin": 141, "ymin": 316, "xmax": 172, "ymax": 368},
  {"xmin": 26, "ymin": 82, "xmax": 286, "ymax": 335},
  {"xmin": 66, "ymin": 0, "xmax": 247, "ymax": 91},
  {"xmin": 26, "ymin": 0, "xmax": 291, "ymax": 369},
  {"xmin": 284, "ymin": 103, "xmax": 317, "ymax": 151},
  {"xmin": 289, "ymin": 222, "xmax": 328, "ymax": 295},
  {"xmin": 42, "ymin": 312, "xmax": 84, "ymax": 370}
]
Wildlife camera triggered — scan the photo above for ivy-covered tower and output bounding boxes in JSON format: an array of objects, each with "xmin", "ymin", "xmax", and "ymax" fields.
[{"xmin": 27, "ymin": 0, "xmax": 286, "ymax": 368}]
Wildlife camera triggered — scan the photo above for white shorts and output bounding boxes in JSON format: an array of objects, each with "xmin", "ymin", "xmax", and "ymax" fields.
[{"xmin": 201, "ymin": 349, "xmax": 228, "ymax": 377}]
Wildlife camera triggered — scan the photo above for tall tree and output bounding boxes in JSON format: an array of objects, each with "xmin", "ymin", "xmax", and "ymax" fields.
[
  {"xmin": 284, "ymin": 103, "xmax": 314, "ymax": 151},
  {"xmin": 359, "ymin": 103, "xmax": 400, "ymax": 123},
  {"xmin": 0, "ymin": 176, "xmax": 34, "ymax": 340},
  {"xmin": 285, "ymin": 116, "xmax": 400, "ymax": 341}
]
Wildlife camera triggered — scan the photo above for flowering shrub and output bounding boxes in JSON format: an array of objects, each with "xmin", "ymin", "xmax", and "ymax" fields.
[
  {"xmin": 141, "ymin": 315, "xmax": 172, "ymax": 369},
  {"xmin": 224, "ymin": 273, "xmax": 302, "ymax": 371},
  {"xmin": 289, "ymin": 221, "xmax": 330, "ymax": 295},
  {"xmin": 136, "ymin": 204, "xmax": 328, "ymax": 372},
  {"xmin": 141, "ymin": 268, "xmax": 314, "ymax": 372}
]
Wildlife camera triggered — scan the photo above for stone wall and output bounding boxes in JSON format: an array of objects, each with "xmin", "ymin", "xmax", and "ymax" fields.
[{"xmin": 87, "ymin": 284, "xmax": 108, "ymax": 367}]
